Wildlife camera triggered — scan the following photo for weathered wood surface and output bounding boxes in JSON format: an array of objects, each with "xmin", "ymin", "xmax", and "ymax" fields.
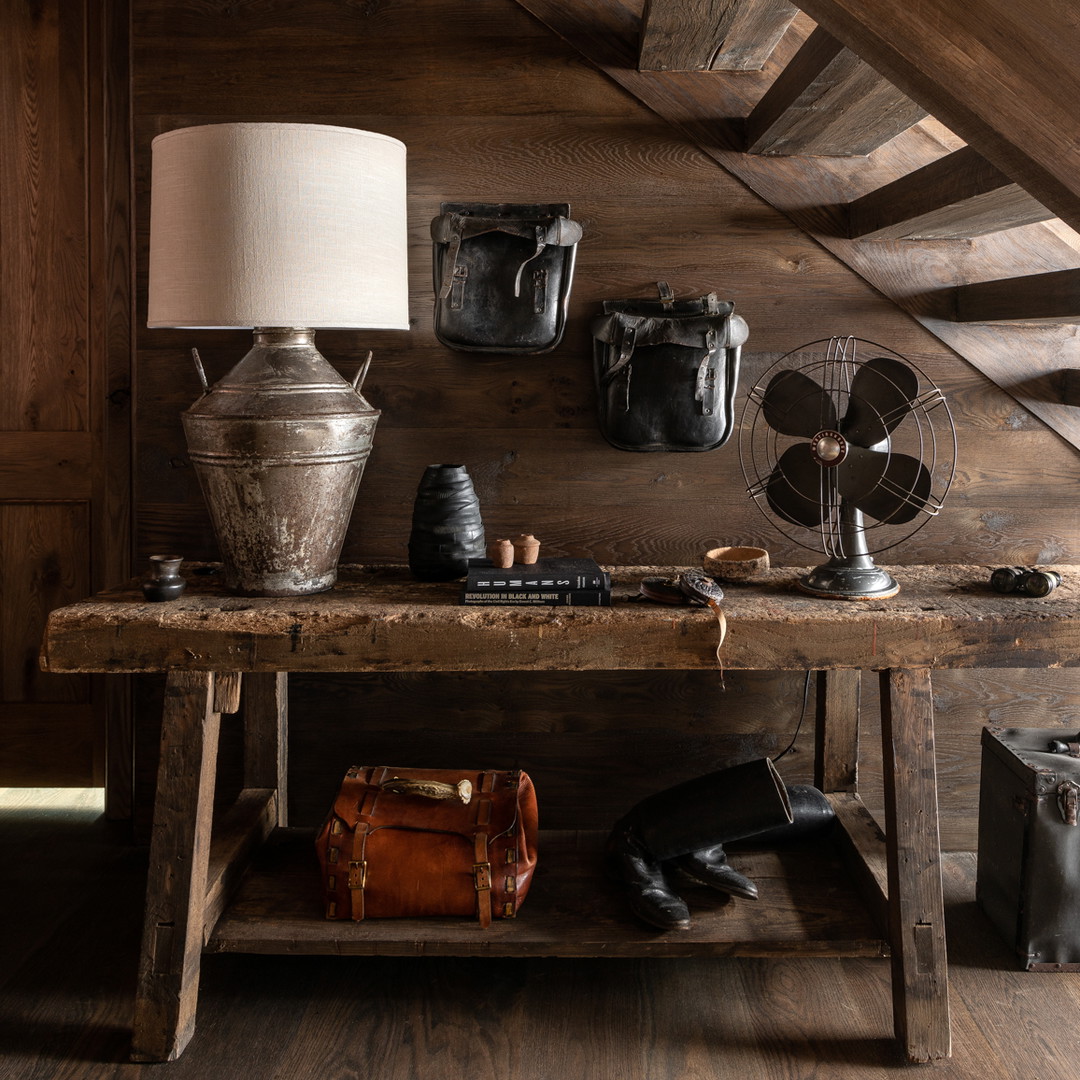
[
  {"xmin": 879, "ymin": 668, "xmax": 950, "ymax": 1062},
  {"xmin": 0, "ymin": 0, "xmax": 131, "ymax": 789},
  {"xmin": 639, "ymin": 0, "xmax": 797, "ymax": 72},
  {"xmin": 131, "ymin": 670, "xmax": 221, "ymax": 1063},
  {"xmin": 41, "ymin": 564, "xmax": 1080, "ymax": 675},
  {"xmin": 954, "ymin": 268, "xmax": 1080, "ymax": 324},
  {"xmin": 746, "ymin": 27, "xmax": 928, "ymax": 156},
  {"xmin": 815, "ymin": 668, "xmax": 860, "ymax": 791},
  {"xmin": 795, "ymin": 0, "xmax": 1080, "ymax": 234},
  {"xmin": 9, "ymin": 816, "xmax": 1080, "ymax": 1080},
  {"xmin": 847, "ymin": 147, "xmax": 1054, "ymax": 240},
  {"xmin": 208, "ymin": 827, "xmax": 887, "ymax": 959}
]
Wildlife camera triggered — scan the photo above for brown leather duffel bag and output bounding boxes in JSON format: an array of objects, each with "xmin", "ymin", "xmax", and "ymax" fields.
[{"xmin": 315, "ymin": 766, "xmax": 538, "ymax": 927}]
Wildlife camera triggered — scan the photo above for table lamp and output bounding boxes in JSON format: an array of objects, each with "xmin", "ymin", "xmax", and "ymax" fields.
[{"xmin": 148, "ymin": 122, "xmax": 409, "ymax": 595}]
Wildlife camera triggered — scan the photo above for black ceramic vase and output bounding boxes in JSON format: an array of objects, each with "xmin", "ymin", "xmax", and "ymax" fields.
[
  {"xmin": 141, "ymin": 555, "xmax": 187, "ymax": 602},
  {"xmin": 408, "ymin": 464, "xmax": 486, "ymax": 580}
]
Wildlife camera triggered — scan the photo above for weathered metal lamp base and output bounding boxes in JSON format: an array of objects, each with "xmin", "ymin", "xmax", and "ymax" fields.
[{"xmin": 182, "ymin": 328, "xmax": 379, "ymax": 596}]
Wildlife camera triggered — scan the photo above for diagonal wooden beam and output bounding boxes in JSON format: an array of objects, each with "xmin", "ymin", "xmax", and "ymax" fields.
[
  {"xmin": 795, "ymin": 0, "xmax": 1080, "ymax": 234},
  {"xmin": 639, "ymin": 0, "xmax": 798, "ymax": 73},
  {"xmin": 746, "ymin": 26, "xmax": 927, "ymax": 156},
  {"xmin": 848, "ymin": 147, "xmax": 1055, "ymax": 240}
]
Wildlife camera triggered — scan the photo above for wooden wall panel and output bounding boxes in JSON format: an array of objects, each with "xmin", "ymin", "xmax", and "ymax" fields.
[
  {"xmin": 0, "ymin": 0, "xmax": 131, "ymax": 791},
  {"xmin": 130, "ymin": 0, "xmax": 1080, "ymax": 848},
  {"xmin": 0, "ymin": 0, "xmax": 89, "ymax": 431}
]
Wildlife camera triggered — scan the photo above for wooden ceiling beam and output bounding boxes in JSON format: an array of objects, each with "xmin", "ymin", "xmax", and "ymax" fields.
[
  {"xmin": 746, "ymin": 26, "xmax": 927, "ymax": 156},
  {"xmin": 954, "ymin": 269, "xmax": 1080, "ymax": 324},
  {"xmin": 848, "ymin": 147, "xmax": 1055, "ymax": 240},
  {"xmin": 795, "ymin": 0, "xmax": 1080, "ymax": 235},
  {"xmin": 638, "ymin": 0, "xmax": 798, "ymax": 73}
]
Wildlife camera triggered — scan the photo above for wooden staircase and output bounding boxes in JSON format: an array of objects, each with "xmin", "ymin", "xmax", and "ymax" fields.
[{"xmin": 514, "ymin": 0, "xmax": 1080, "ymax": 450}]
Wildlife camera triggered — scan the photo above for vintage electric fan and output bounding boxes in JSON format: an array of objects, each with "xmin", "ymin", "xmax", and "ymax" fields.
[{"xmin": 739, "ymin": 336, "xmax": 955, "ymax": 599}]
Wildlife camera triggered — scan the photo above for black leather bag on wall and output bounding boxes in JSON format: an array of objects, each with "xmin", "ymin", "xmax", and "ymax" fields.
[
  {"xmin": 592, "ymin": 282, "xmax": 749, "ymax": 452},
  {"xmin": 431, "ymin": 202, "xmax": 583, "ymax": 354}
]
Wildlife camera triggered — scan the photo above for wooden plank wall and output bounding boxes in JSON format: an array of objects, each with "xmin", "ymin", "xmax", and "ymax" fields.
[
  {"xmin": 0, "ymin": 0, "xmax": 132, "ymax": 787},
  {"xmin": 131, "ymin": 0, "xmax": 1080, "ymax": 850}
]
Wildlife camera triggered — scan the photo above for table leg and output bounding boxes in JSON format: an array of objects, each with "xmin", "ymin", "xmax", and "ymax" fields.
[
  {"xmin": 242, "ymin": 672, "xmax": 288, "ymax": 826},
  {"xmin": 130, "ymin": 669, "xmax": 222, "ymax": 1062},
  {"xmin": 879, "ymin": 668, "xmax": 951, "ymax": 1062},
  {"xmin": 814, "ymin": 669, "xmax": 861, "ymax": 792}
]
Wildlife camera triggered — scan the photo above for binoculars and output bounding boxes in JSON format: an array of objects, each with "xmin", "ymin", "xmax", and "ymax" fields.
[{"xmin": 989, "ymin": 566, "xmax": 1062, "ymax": 597}]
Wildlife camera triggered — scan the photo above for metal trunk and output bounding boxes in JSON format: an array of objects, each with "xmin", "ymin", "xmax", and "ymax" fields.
[{"xmin": 182, "ymin": 328, "xmax": 380, "ymax": 596}]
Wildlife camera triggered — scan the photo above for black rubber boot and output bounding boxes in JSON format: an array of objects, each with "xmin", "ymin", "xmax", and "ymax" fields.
[
  {"xmin": 607, "ymin": 758, "xmax": 793, "ymax": 929},
  {"xmin": 607, "ymin": 823, "xmax": 691, "ymax": 930},
  {"xmin": 667, "ymin": 845, "xmax": 759, "ymax": 900},
  {"xmin": 665, "ymin": 784, "xmax": 834, "ymax": 900},
  {"xmin": 742, "ymin": 784, "xmax": 835, "ymax": 845}
]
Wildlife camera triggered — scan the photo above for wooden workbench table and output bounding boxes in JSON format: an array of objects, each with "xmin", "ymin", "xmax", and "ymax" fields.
[{"xmin": 40, "ymin": 564, "xmax": 1080, "ymax": 1064}]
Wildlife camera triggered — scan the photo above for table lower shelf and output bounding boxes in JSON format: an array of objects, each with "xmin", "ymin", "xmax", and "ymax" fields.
[{"xmin": 207, "ymin": 826, "xmax": 890, "ymax": 959}]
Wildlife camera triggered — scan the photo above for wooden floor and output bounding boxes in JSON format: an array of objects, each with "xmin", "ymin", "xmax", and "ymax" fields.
[{"xmin": 2, "ymin": 792, "xmax": 1079, "ymax": 1079}]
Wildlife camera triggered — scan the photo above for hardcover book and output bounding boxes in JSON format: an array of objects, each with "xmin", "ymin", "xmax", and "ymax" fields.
[
  {"xmin": 463, "ymin": 557, "xmax": 610, "ymax": 592},
  {"xmin": 461, "ymin": 557, "xmax": 611, "ymax": 606}
]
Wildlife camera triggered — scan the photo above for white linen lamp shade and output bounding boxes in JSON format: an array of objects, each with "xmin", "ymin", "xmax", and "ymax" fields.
[
  {"xmin": 148, "ymin": 122, "xmax": 409, "ymax": 330},
  {"xmin": 147, "ymin": 122, "xmax": 410, "ymax": 596}
]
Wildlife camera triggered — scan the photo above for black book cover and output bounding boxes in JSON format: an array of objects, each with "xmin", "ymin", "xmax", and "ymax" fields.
[
  {"xmin": 464, "ymin": 557, "xmax": 610, "ymax": 593},
  {"xmin": 461, "ymin": 589, "xmax": 611, "ymax": 607}
]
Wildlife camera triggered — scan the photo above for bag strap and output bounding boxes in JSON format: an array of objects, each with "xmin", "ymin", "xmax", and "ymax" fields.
[
  {"xmin": 470, "ymin": 770, "xmax": 498, "ymax": 928},
  {"xmin": 432, "ymin": 212, "xmax": 582, "ymax": 299}
]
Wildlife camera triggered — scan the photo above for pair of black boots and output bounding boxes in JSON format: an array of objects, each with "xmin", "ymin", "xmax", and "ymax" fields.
[{"xmin": 606, "ymin": 758, "xmax": 834, "ymax": 930}]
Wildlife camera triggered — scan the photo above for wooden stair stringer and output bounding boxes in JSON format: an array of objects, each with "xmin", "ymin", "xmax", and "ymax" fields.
[{"xmin": 513, "ymin": 0, "xmax": 1080, "ymax": 455}]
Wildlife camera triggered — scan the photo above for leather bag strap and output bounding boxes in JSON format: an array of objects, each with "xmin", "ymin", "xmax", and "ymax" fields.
[{"xmin": 471, "ymin": 771, "xmax": 497, "ymax": 928}]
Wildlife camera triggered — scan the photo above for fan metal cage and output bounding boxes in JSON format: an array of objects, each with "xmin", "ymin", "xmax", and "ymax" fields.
[{"xmin": 739, "ymin": 336, "xmax": 956, "ymax": 598}]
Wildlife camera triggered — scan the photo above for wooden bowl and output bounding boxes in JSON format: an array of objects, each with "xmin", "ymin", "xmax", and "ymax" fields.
[{"xmin": 703, "ymin": 545, "xmax": 770, "ymax": 582}]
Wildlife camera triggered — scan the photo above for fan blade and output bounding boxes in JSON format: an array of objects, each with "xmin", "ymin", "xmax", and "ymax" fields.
[
  {"xmin": 766, "ymin": 444, "xmax": 825, "ymax": 527},
  {"xmin": 838, "ymin": 448, "xmax": 932, "ymax": 524},
  {"xmin": 761, "ymin": 369, "xmax": 837, "ymax": 438},
  {"xmin": 842, "ymin": 356, "xmax": 920, "ymax": 446}
]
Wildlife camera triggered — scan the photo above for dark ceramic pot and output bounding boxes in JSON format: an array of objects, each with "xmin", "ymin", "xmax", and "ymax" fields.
[
  {"xmin": 142, "ymin": 555, "xmax": 187, "ymax": 602},
  {"xmin": 408, "ymin": 464, "xmax": 485, "ymax": 580}
]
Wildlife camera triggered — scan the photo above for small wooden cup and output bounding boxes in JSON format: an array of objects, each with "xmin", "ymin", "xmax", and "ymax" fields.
[{"xmin": 703, "ymin": 545, "xmax": 770, "ymax": 582}]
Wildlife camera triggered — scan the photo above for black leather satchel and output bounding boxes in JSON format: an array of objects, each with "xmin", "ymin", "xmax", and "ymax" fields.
[
  {"xmin": 592, "ymin": 282, "xmax": 749, "ymax": 452},
  {"xmin": 431, "ymin": 202, "xmax": 582, "ymax": 354}
]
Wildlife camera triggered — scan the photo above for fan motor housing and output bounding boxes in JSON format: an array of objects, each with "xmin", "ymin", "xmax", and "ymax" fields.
[{"xmin": 810, "ymin": 429, "xmax": 847, "ymax": 467}]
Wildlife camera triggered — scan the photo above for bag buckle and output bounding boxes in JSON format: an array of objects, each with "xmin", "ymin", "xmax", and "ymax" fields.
[
  {"xmin": 348, "ymin": 859, "xmax": 368, "ymax": 889},
  {"xmin": 473, "ymin": 862, "xmax": 492, "ymax": 892}
]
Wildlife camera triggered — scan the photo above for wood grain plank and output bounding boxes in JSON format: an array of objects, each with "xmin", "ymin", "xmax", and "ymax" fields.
[
  {"xmin": 131, "ymin": 669, "xmax": 221, "ymax": 1062},
  {"xmin": 954, "ymin": 268, "xmax": 1080, "ymax": 324},
  {"xmin": 242, "ymin": 672, "xmax": 288, "ymax": 826},
  {"xmin": 1, "ymin": 502, "xmax": 90, "ymax": 703},
  {"xmin": 0, "ymin": 0, "xmax": 89, "ymax": 432},
  {"xmin": 208, "ymin": 828, "xmax": 887, "ymax": 958},
  {"xmin": 795, "ymin": 0, "xmax": 1080, "ymax": 232},
  {"xmin": 848, "ymin": 147, "xmax": 1054, "ymax": 240},
  {"xmin": 746, "ymin": 27, "xmax": 927, "ymax": 156},
  {"xmin": 815, "ymin": 668, "xmax": 860, "ymax": 791},
  {"xmin": 639, "ymin": 0, "xmax": 798, "ymax": 73},
  {"xmin": 878, "ymin": 668, "xmax": 950, "ymax": 1062}
]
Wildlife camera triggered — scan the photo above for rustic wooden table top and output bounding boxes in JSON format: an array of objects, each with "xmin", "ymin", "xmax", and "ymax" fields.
[{"xmin": 39, "ymin": 563, "xmax": 1080, "ymax": 674}]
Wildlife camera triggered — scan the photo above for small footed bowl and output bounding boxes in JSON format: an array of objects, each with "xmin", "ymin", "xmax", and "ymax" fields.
[{"xmin": 703, "ymin": 545, "xmax": 770, "ymax": 582}]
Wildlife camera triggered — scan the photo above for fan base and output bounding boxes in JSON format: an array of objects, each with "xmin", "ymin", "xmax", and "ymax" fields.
[{"xmin": 797, "ymin": 562, "xmax": 899, "ymax": 601}]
